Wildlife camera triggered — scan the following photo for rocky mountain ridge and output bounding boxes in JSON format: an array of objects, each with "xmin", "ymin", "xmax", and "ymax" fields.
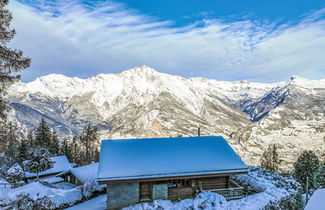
[{"xmin": 6, "ymin": 66, "xmax": 325, "ymax": 172}]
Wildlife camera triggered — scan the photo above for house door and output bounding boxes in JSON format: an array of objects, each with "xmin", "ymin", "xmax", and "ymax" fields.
[{"xmin": 140, "ymin": 182, "xmax": 152, "ymax": 201}]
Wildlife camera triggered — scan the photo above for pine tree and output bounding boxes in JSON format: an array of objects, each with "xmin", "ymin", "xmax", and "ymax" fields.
[
  {"xmin": 17, "ymin": 138, "xmax": 29, "ymax": 183},
  {"xmin": 4, "ymin": 122, "xmax": 20, "ymax": 165},
  {"xmin": 18, "ymin": 138, "xmax": 28, "ymax": 162},
  {"xmin": 25, "ymin": 146, "xmax": 54, "ymax": 181},
  {"xmin": 79, "ymin": 124, "xmax": 99, "ymax": 164},
  {"xmin": 0, "ymin": 0, "xmax": 30, "ymax": 83},
  {"xmin": 26, "ymin": 132, "xmax": 34, "ymax": 147},
  {"xmin": 313, "ymin": 162, "xmax": 325, "ymax": 189},
  {"xmin": 0, "ymin": 0, "xmax": 30, "ymax": 148},
  {"xmin": 71, "ymin": 135, "xmax": 81, "ymax": 164},
  {"xmin": 49, "ymin": 131, "xmax": 60, "ymax": 155},
  {"xmin": 34, "ymin": 119, "xmax": 52, "ymax": 149},
  {"xmin": 294, "ymin": 150, "xmax": 320, "ymax": 191},
  {"xmin": 59, "ymin": 137, "xmax": 70, "ymax": 157},
  {"xmin": 261, "ymin": 144, "xmax": 279, "ymax": 171}
]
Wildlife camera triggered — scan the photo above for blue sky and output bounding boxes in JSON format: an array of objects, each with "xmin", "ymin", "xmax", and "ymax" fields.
[
  {"xmin": 118, "ymin": 0, "xmax": 325, "ymax": 26},
  {"xmin": 8, "ymin": 0, "xmax": 325, "ymax": 82}
]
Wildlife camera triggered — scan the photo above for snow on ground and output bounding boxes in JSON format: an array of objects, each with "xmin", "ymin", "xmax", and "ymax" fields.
[
  {"xmin": 0, "ymin": 181, "xmax": 82, "ymax": 208},
  {"xmin": 1, "ymin": 167, "xmax": 299, "ymax": 209},
  {"xmin": 229, "ymin": 168, "xmax": 300, "ymax": 209},
  {"xmin": 125, "ymin": 167, "xmax": 300, "ymax": 210},
  {"xmin": 53, "ymin": 182, "xmax": 77, "ymax": 190},
  {"xmin": 65, "ymin": 194, "xmax": 107, "ymax": 210},
  {"xmin": 304, "ymin": 188, "xmax": 325, "ymax": 210},
  {"xmin": 125, "ymin": 192, "xmax": 228, "ymax": 210},
  {"xmin": 41, "ymin": 176, "xmax": 64, "ymax": 184}
]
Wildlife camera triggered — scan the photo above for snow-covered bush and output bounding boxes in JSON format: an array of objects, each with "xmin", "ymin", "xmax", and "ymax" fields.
[
  {"xmin": 8, "ymin": 194, "xmax": 34, "ymax": 210},
  {"xmin": 0, "ymin": 182, "xmax": 83, "ymax": 209},
  {"xmin": 192, "ymin": 191, "xmax": 228, "ymax": 209},
  {"xmin": 81, "ymin": 179, "xmax": 98, "ymax": 198},
  {"xmin": 231, "ymin": 167, "xmax": 302, "ymax": 209},
  {"xmin": 125, "ymin": 192, "xmax": 228, "ymax": 210},
  {"xmin": 3, "ymin": 193, "xmax": 54, "ymax": 210},
  {"xmin": 6, "ymin": 163, "xmax": 24, "ymax": 187}
]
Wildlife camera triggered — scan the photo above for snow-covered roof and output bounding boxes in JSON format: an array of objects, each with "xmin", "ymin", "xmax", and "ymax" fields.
[
  {"xmin": 71, "ymin": 163, "xmax": 99, "ymax": 183},
  {"xmin": 25, "ymin": 156, "xmax": 72, "ymax": 178},
  {"xmin": 57, "ymin": 163, "xmax": 99, "ymax": 184},
  {"xmin": 304, "ymin": 188, "xmax": 325, "ymax": 210},
  {"xmin": 97, "ymin": 136, "xmax": 248, "ymax": 182}
]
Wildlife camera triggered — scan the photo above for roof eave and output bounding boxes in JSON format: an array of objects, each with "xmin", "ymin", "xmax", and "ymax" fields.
[{"xmin": 97, "ymin": 168, "xmax": 248, "ymax": 185}]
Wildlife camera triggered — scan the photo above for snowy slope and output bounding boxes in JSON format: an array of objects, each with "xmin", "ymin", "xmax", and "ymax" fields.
[{"xmin": 232, "ymin": 76, "xmax": 325, "ymax": 172}]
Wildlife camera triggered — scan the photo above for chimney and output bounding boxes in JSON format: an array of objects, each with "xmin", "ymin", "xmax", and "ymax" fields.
[{"xmin": 198, "ymin": 127, "xmax": 201, "ymax": 137}]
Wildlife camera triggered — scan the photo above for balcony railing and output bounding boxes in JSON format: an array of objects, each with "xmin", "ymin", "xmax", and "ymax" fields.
[{"xmin": 208, "ymin": 180, "xmax": 245, "ymax": 200}]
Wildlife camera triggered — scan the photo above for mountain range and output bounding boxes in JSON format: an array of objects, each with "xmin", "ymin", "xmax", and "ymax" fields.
[{"xmin": 6, "ymin": 66, "xmax": 325, "ymax": 172}]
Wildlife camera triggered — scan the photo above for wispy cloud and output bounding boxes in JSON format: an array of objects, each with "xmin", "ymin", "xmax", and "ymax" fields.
[{"xmin": 8, "ymin": 0, "xmax": 325, "ymax": 82}]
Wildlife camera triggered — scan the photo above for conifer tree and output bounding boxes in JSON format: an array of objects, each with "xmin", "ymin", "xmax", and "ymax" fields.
[
  {"xmin": 34, "ymin": 119, "xmax": 52, "ymax": 149},
  {"xmin": 79, "ymin": 124, "xmax": 99, "ymax": 164},
  {"xmin": 261, "ymin": 144, "xmax": 279, "ymax": 171},
  {"xmin": 59, "ymin": 137, "xmax": 70, "ymax": 158},
  {"xmin": 0, "ymin": 0, "xmax": 30, "ymax": 146},
  {"xmin": 294, "ymin": 150, "xmax": 319, "ymax": 191},
  {"xmin": 25, "ymin": 146, "xmax": 53, "ymax": 180},
  {"xmin": 4, "ymin": 122, "xmax": 20, "ymax": 165},
  {"xmin": 26, "ymin": 132, "xmax": 34, "ymax": 147},
  {"xmin": 18, "ymin": 138, "xmax": 28, "ymax": 163},
  {"xmin": 71, "ymin": 135, "xmax": 80, "ymax": 164},
  {"xmin": 49, "ymin": 131, "xmax": 60, "ymax": 155},
  {"xmin": 313, "ymin": 162, "xmax": 325, "ymax": 189},
  {"xmin": 17, "ymin": 138, "xmax": 29, "ymax": 183}
]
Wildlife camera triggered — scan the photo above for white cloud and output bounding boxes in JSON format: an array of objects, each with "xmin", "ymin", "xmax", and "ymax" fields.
[{"xmin": 8, "ymin": 0, "xmax": 325, "ymax": 82}]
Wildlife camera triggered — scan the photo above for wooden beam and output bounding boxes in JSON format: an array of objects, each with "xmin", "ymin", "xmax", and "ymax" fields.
[{"xmin": 98, "ymin": 171, "xmax": 247, "ymax": 185}]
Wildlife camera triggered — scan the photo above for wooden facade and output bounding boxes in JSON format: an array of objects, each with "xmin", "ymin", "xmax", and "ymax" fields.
[
  {"xmin": 137, "ymin": 175, "xmax": 242, "ymax": 202},
  {"xmin": 60, "ymin": 172, "xmax": 83, "ymax": 186}
]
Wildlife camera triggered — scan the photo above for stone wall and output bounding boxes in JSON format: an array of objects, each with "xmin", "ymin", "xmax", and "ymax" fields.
[{"xmin": 107, "ymin": 182, "xmax": 139, "ymax": 209}]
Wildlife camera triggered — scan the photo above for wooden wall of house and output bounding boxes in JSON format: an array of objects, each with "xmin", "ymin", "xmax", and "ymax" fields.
[
  {"xmin": 139, "ymin": 176, "xmax": 229, "ymax": 202},
  {"xmin": 62, "ymin": 174, "xmax": 82, "ymax": 186}
]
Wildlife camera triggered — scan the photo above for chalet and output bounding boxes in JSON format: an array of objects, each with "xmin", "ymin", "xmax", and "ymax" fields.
[
  {"xmin": 97, "ymin": 136, "xmax": 248, "ymax": 209},
  {"xmin": 25, "ymin": 156, "xmax": 71, "ymax": 181},
  {"xmin": 57, "ymin": 162, "xmax": 99, "ymax": 186}
]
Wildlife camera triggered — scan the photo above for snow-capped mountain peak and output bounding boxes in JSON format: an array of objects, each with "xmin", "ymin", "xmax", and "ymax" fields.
[
  {"xmin": 6, "ymin": 67, "xmax": 325, "ymax": 172},
  {"xmin": 290, "ymin": 75, "xmax": 325, "ymax": 89}
]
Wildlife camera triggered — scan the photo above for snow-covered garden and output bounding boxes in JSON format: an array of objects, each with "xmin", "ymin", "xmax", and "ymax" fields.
[{"xmin": 1, "ymin": 166, "xmax": 301, "ymax": 210}]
